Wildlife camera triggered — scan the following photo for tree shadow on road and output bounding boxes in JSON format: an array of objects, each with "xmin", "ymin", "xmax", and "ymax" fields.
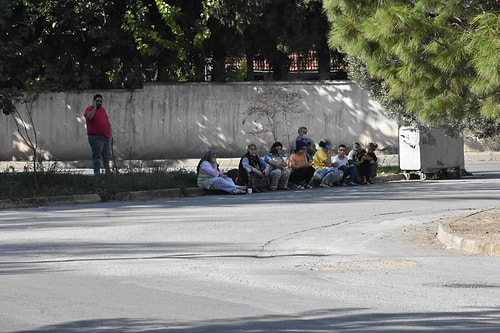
[{"xmin": 10, "ymin": 307, "xmax": 500, "ymax": 332}]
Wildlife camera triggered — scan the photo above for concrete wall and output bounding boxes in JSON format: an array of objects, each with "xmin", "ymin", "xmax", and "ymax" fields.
[{"xmin": 0, "ymin": 81, "xmax": 399, "ymax": 161}]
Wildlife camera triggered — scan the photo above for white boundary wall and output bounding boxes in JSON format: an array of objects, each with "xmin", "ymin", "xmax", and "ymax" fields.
[{"xmin": 0, "ymin": 81, "xmax": 399, "ymax": 161}]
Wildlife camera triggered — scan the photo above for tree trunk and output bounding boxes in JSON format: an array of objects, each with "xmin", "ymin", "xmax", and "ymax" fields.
[{"xmin": 211, "ymin": 46, "xmax": 226, "ymax": 82}]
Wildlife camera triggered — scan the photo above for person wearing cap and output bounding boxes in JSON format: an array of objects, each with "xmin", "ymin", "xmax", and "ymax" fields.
[
  {"xmin": 312, "ymin": 140, "xmax": 344, "ymax": 187},
  {"xmin": 197, "ymin": 151, "xmax": 246, "ymax": 194},
  {"xmin": 288, "ymin": 140, "xmax": 315, "ymax": 189}
]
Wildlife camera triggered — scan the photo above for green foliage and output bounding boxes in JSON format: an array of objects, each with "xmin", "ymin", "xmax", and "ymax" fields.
[
  {"xmin": 324, "ymin": 0, "xmax": 500, "ymax": 140},
  {"xmin": 0, "ymin": 169, "xmax": 197, "ymax": 201}
]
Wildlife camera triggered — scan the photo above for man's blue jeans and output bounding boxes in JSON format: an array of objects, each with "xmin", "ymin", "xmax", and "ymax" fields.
[
  {"xmin": 339, "ymin": 164, "xmax": 357, "ymax": 182},
  {"xmin": 88, "ymin": 135, "xmax": 111, "ymax": 175}
]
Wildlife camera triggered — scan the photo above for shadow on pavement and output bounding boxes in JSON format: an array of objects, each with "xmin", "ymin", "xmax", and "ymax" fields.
[{"xmin": 10, "ymin": 308, "xmax": 500, "ymax": 332}]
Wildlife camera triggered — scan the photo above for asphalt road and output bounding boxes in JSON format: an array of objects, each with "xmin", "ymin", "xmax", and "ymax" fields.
[{"xmin": 0, "ymin": 162, "xmax": 499, "ymax": 332}]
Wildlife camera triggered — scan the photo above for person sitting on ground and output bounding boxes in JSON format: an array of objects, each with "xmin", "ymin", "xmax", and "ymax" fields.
[
  {"xmin": 357, "ymin": 142, "xmax": 378, "ymax": 184},
  {"xmin": 289, "ymin": 126, "xmax": 316, "ymax": 161},
  {"xmin": 348, "ymin": 142, "xmax": 363, "ymax": 183},
  {"xmin": 312, "ymin": 140, "xmax": 344, "ymax": 187},
  {"xmin": 288, "ymin": 140, "xmax": 315, "ymax": 189},
  {"xmin": 197, "ymin": 151, "xmax": 246, "ymax": 194},
  {"xmin": 238, "ymin": 143, "xmax": 271, "ymax": 192},
  {"xmin": 332, "ymin": 144, "xmax": 358, "ymax": 186},
  {"xmin": 264, "ymin": 142, "xmax": 291, "ymax": 191}
]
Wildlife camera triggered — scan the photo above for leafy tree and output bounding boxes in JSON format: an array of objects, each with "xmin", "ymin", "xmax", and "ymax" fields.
[{"xmin": 324, "ymin": 0, "xmax": 500, "ymax": 135}]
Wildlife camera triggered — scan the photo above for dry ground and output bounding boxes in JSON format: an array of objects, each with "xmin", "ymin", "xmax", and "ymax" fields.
[{"xmin": 408, "ymin": 207, "xmax": 500, "ymax": 253}]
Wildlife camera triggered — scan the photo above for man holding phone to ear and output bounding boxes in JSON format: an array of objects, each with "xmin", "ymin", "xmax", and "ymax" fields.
[{"xmin": 84, "ymin": 94, "xmax": 112, "ymax": 175}]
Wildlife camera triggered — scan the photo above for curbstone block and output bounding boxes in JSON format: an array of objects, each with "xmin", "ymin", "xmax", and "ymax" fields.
[{"xmin": 438, "ymin": 222, "xmax": 500, "ymax": 256}]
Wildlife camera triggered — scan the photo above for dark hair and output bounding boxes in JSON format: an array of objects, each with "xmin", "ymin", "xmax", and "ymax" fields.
[
  {"xmin": 270, "ymin": 142, "xmax": 283, "ymax": 155},
  {"xmin": 352, "ymin": 142, "xmax": 361, "ymax": 149},
  {"xmin": 338, "ymin": 144, "xmax": 347, "ymax": 149},
  {"xmin": 93, "ymin": 94, "xmax": 103, "ymax": 101},
  {"xmin": 298, "ymin": 126, "xmax": 307, "ymax": 134},
  {"xmin": 318, "ymin": 139, "xmax": 331, "ymax": 148},
  {"xmin": 367, "ymin": 142, "xmax": 378, "ymax": 150}
]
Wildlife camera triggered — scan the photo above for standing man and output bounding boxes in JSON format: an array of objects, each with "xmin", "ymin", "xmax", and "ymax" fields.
[
  {"xmin": 289, "ymin": 126, "xmax": 316, "ymax": 161},
  {"xmin": 84, "ymin": 94, "xmax": 112, "ymax": 175}
]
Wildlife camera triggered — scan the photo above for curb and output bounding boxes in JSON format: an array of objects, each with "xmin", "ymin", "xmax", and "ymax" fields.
[
  {"xmin": 0, "ymin": 175, "xmax": 403, "ymax": 210},
  {"xmin": 437, "ymin": 222, "xmax": 500, "ymax": 256}
]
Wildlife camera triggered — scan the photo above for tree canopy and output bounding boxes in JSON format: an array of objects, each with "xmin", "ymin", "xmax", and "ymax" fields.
[
  {"xmin": 0, "ymin": 0, "xmax": 331, "ymax": 92},
  {"xmin": 324, "ymin": 0, "xmax": 500, "ymax": 129}
]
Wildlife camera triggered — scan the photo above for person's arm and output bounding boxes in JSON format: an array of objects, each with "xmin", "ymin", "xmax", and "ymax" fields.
[
  {"xmin": 199, "ymin": 161, "xmax": 220, "ymax": 177},
  {"xmin": 331, "ymin": 155, "xmax": 340, "ymax": 167},
  {"xmin": 242, "ymin": 157, "xmax": 264, "ymax": 177},
  {"xmin": 259, "ymin": 157, "xmax": 271, "ymax": 176},
  {"xmin": 84, "ymin": 103, "xmax": 97, "ymax": 121}
]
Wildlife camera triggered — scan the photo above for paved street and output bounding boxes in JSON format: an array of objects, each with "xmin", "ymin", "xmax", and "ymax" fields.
[{"xmin": 0, "ymin": 162, "xmax": 499, "ymax": 332}]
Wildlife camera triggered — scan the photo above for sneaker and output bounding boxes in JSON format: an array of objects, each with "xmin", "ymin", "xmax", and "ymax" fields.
[
  {"xmin": 294, "ymin": 184, "xmax": 304, "ymax": 190},
  {"xmin": 319, "ymin": 182, "xmax": 330, "ymax": 188},
  {"xmin": 348, "ymin": 181, "xmax": 358, "ymax": 186},
  {"xmin": 305, "ymin": 184, "xmax": 313, "ymax": 189}
]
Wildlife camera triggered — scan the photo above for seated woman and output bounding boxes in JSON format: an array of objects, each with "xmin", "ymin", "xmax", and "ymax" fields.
[
  {"xmin": 197, "ymin": 151, "xmax": 246, "ymax": 194},
  {"xmin": 263, "ymin": 142, "xmax": 291, "ymax": 190},
  {"xmin": 238, "ymin": 143, "xmax": 271, "ymax": 192},
  {"xmin": 288, "ymin": 141, "xmax": 315, "ymax": 189},
  {"xmin": 312, "ymin": 140, "xmax": 344, "ymax": 187}
]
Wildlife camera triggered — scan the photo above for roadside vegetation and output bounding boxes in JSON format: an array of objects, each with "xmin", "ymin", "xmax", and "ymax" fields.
[{"xmin": 0, "ymin": 166, "xmax": 399, "ymax": 201}]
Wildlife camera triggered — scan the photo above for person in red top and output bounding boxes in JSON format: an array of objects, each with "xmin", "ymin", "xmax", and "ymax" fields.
[{"xmin": 84, "ymin": 94, "xmax": 112, "ymax": 175}]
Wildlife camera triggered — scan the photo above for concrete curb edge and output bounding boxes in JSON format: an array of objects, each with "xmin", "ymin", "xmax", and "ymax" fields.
[{"xmin": 437, "ymin": 222, "xmax": 500, "ymax": 256}]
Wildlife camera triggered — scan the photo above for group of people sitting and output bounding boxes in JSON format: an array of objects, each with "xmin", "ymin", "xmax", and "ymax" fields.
[{"xmin": 196, "ymin": 126, "xmax": 378, "ymax": 194}]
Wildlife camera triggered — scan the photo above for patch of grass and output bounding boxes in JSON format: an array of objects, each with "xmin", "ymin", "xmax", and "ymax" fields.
[
  {"xmin": 378, "ymin": 166, "xmax": 400, "ymax": 175},
  {"xmin": 0, "ymin": 169, "xmax": 197, "ymax": 201}
]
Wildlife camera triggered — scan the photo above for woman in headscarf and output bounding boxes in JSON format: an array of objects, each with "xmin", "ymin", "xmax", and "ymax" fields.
[
  {"xmin": 197, "ymin": 150, "xmax": 246, "ymax": 194},
  {"xmin": 238, "ymin": 143, "xmax": 271, "ymax": 192}
]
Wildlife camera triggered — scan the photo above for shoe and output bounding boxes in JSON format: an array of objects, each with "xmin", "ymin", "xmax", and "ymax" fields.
[
  {"xmin": 319, "ymin": 182, "xmax": 330, "ymax": 188},
  {"xmin": 279, "ymin": 187, "xmax": 290, "ymax": 190},
  {"xmin": 367, "ymin": 179, "xmax": 374, "ymax": 184},
  {"xmin": 232, "ymin": 189, "xmax": 245, "ymax": 194},
  {"xmin": 238, "ymin": 186, "xmax": 247, "ymax": 191},
  {"xmin": 293, "ymin": 184, "xmax": 304, "ymax": 190},
  {"xmin": 348, "ymin": 182, "xmax": 358, "ymax": 186},
  {"xmin": 270, "ymin": 187, "xmax": 277, "ymax": 191},
  {"xmin": 305, "ymin": 184, "xmax": 313, "ymax": 189}
]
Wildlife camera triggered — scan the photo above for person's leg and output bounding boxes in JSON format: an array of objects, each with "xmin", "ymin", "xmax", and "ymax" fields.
[
  {"xmin": 289, "ymin": 170, "xmax": 305, "ymax": 188},
  {"xmin": 348, "ymin": 165, "xmax": 358, "ymax": 185},
  {"xmin": 278, "ymin": 168, "xmax": 291, "ymax": 189},
  {"xmin": 87, "ymin": 135, "xmax": 103, "ymax": 175},
  {"xmin": 269, "ymin": 169, "xmax": 281, "ymax": 190},
  {"xmin": 338, "ymin": 165, "xmax": 349, "ymax": 184},
  {"xmin": 102, "ymin": 137, "xmax": 112, "ymax": 173},
  {"xmin": 304, "ymin": 166, "xmax": 315, "ymax": 184},
  {"xmin": 211, "ymin": 177, "xmax": 240, "ymax": 193}
]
